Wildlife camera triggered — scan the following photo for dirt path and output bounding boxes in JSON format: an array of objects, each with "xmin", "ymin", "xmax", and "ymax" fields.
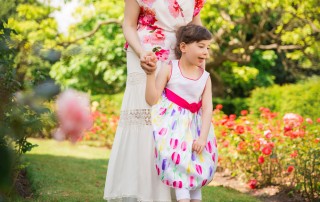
[{"xmin": 208, "ymin": 170, "xmax": 305, "ymax": 202}]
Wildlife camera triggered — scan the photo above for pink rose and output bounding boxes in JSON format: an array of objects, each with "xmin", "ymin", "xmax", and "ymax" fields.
[{"xmin": 54, "ymin": 89, "xmax": 93, "ymax": 143}]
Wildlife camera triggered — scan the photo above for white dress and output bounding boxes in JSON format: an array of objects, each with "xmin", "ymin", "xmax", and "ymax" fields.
[{"xmin": 103, "ymin": 0, "xmax": 206, "ymax": 201}]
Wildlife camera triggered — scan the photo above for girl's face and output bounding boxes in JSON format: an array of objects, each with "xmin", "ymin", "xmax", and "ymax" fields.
[{"xmin": 180, "ymin": 39, "xmax": 211, "ymax": 66}]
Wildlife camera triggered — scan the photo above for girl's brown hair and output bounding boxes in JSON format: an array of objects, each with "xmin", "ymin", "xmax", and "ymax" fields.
[{"xmin": 174, "ymin": 24, "xmax": 212, "ymax": 59}]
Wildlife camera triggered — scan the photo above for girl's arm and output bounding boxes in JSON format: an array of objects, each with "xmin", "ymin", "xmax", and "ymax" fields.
[
  {"xmin": 145, "ymin": 64, "xmax": 171, "ymax": 105},
  {"xmin": 193, "ymin": 76, "xmax": 213, "ymax": 154}
]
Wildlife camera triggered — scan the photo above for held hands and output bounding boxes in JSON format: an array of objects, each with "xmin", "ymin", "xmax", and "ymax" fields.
[
  {"xmin": 140, "ymin": 51, "xmax": 157, "ymax": 75},
  {"xmin": 192, "ymin": 138, "xmax": 206, "ymax": 154}
]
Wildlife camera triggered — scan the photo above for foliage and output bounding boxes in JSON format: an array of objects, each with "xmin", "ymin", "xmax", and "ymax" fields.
[
  {"xmin": 90, "ymin": 93, "xmax": 123, "ymax": 115},
  {"xmin": 0, "ymin": 4, "xmax": 60, "ymax": 198},
  {"xmin": 213, "ymin": 105, "xmax": 320, "ymax": 200},
  {"xmin": 249, "ymin": 77, "xmax": 320, "ymax": 120},
  {"xmin": 50, "ymin": 0, "xmax": 126, "ymax": 95},
  {"xmin": 201, "ymin": 0, "xmax": 320, "ymax": 97},
  {"xmin": 5, "ymin": 1, "xmax": 62, "ymax": 86}
]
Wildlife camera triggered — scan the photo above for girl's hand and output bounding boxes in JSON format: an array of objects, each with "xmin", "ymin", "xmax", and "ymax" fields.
[
  {"xmin": 192, "ymin": 138, "xmax": 206, "ymax": 154},
  {"xmin": 140, "ymin": 51, "xmax": 157, "ymax": 75}
]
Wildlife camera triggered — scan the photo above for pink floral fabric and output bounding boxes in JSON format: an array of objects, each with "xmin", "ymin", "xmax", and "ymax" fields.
[{"xmin": 129, "ymin": 0, "xmax": 206, "ymax": 62}]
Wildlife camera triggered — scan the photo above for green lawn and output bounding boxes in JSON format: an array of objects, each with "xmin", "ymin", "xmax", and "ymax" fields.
[{"xmin": 14, "ymin": 138, "xmax": 260, "ymax": 202}]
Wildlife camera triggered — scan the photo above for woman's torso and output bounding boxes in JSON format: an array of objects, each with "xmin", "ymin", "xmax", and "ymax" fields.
[{"xmin": 131, "ymin": 0, "xmax": 205, "ymax": 63}]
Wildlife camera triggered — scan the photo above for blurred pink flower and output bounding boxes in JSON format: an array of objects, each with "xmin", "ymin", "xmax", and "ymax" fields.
[
  {"xmin": 54, "ymin": 89, "xmax": 93, "ymax": 143},
  {"xmin": 283, "ymin": 113, "xmax": 303, "ymax": 128},
  {"xmin": 305, "ymin": 118, "xmax": 313, "ymax": 124},
  {"xmin": 264, "ymin": 130, "xmax": 272, "ymax": 139}
]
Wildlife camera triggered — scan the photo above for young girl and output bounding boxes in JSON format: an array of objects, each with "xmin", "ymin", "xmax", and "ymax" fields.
[{"xmin": 143, "ymin": 24, "xmax": 218, "ymax": 202}]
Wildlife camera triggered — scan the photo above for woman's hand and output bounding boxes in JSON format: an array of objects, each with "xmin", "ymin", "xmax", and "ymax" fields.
[
  {"xmin": 192, "ymin": 138, "xmax": 206, "ymax": 154},
  {"xmin": 140, "ymin": 51, "xmax": 158, "ymax": 75}
]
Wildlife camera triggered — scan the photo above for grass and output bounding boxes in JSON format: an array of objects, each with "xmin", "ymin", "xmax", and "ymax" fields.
[{"xmin": 13, "ymin": 138, "xmax": 260, "ymax": 202}]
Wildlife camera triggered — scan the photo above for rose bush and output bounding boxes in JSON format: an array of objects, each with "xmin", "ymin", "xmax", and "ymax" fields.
[{"xmin": 213, "ymin": 105, "xmax": 319, "ymax": 200}]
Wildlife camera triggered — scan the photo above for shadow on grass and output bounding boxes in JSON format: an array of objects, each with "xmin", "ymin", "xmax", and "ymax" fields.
[{"xmin": 23, "ymin": 154, "xmax": 108, "ymax": 202}]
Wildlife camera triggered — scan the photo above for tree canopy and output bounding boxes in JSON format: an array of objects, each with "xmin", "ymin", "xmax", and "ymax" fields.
[{"xmin": 2, "ymin": 0, "xmax": 319, "ymax": 96}]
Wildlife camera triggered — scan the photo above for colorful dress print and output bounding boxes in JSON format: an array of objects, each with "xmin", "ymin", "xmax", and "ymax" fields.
[{"xmin": 151, "ymin": 60, "xmax": 218, "ymax": 190}]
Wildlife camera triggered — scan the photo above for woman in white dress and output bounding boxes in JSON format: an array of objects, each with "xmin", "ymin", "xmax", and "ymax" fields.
[{"xmin": 103, "ymin": 0, "xmax": 206, "ymax": 201}]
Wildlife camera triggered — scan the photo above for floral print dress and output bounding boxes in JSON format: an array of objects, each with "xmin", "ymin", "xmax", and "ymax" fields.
[
  {"xmin": 151, "ymin": 60, "xmax": 218, "ymax": 190},
  {"xmin": 104, "ymin": 0, "xmax": 206, "ymax": 201},
  {"xmin": 125, "ymin": 0, "xmax": 206, "ymax": 63}
]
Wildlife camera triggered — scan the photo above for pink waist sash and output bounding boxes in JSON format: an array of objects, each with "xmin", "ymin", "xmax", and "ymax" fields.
[{"xmin": 164, "ymin": 88, "xmax": 202, "ymax": 113}]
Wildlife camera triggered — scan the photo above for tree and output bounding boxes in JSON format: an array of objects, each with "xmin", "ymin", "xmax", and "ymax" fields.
[
  {"xmin": 50, "ymin": 0, "xmax": 126, "ymax": 95},
  {"xmin": 0, "ymin": 1, "xmax": 59, "ymax": 198},
  {"xmin": 201, "ymin": 0, "xmax": 320, "ymax": 97}
]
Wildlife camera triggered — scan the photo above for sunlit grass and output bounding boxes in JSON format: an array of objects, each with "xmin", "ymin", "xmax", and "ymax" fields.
[{"xmin": 14, "ymin": 138, "xmax": 260, "ymax": 202}]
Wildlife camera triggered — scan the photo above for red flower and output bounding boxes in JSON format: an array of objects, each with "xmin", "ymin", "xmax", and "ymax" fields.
[
  {"xmin": 284, "ymin": 125, "xmax": 292, "ymax": 132},
  {"xmin": 258, "ymin": 156, "xmax": 265, "ymax": 164},
  {"xmin": 241, "ymin": 110, "xmax": 248, "ymax": 116},
  {"xmin": 235, "ymin": 125, "xmax": 245, "ymax": 134},
  {"xmin": 267, "ymin": 142, "xmax": 275, "ymax": 148},
  {"xmin": 287, "ymin": 165, "xmax": 294, "ymax": 173},
  {"xmin": 262, "ymin": 145, "xmax": 272, "ymax": 155},
  {"xmin": 229, "ymin": 114, "xmax": 236, "ymax": 120},
  {"xmin": 290, "ymin": 150, "xmax": 298, "ymax": 158},
  {"xmin": 237, "ymin": 141, "xmax": 246, "ymax": 151},
  {"xmin": 226, "ymin": 120, "xmax": 235, "ymax": 128},
  {"xmin": 253, "ymin": 141, "xmax": 260, "ymax": 151},
  {"xmin": 223, "ymin": 140, "xmax": 229, "ymax": 148},
  {"xmin": 248, "ymin": 179, "xmax": 257, "ymax": 189},
  {"xmin": 221, "ymin": 130, "xmax": 227, "ymax": 136},
  {"xmin": 317, "ymin": 118, "xmax": 320, "ymax": 123},
  {"xmin": 215, "ymin": 104, "xmax": 223, "ymax": 110}
]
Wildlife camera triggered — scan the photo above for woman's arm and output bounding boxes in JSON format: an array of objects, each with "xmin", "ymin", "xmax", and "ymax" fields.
[
  {"xmin": 145, "ymin": 64, "xmax": 171, "ymax": 105},
  {"xmin": 193, "ymin": 76, "xmax": 213, "ymax": 154},
  {"xmin": 123, "ymin": 0, "xmax": 144, "ymax": 57},
  {"xmin": 190, "ymin": 14, "xmax": 203, "ymax": 26},
  {"xmin": 124, "ymin": 0, "xmax": 158, "ymax": 72}
]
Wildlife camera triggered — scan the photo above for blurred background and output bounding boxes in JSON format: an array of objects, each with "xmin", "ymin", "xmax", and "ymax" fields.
[{"xmin": 0, "ymin": 0, "xmax": 319, "ymax": 201}]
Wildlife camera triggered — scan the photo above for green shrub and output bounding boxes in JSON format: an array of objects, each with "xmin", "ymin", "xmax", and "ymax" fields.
[
  {"xmin": 91, "ymin": 93, "xmax": 123, "ymax": 116},
  {"xmin": 249, "ymin": 78, "xmax": 320, "ymax": 120}
]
